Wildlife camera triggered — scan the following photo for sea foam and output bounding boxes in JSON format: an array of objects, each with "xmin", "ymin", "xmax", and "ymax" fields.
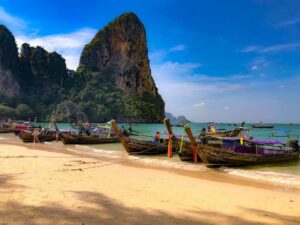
[{"xmin": 223, "ymin": 168, "xmax": 300, "ymax": 188}]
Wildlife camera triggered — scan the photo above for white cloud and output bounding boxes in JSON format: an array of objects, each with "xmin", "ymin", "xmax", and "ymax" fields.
[
  {"xmin": 151, "ymin": 60, "xmax": 244, "ymax": 115},
  {"xmin": 278, "ymin": 17, "xmax": 300, "ymax": 26},
  {"xmin": 240, "ymin": 45, "xmax": 260, "ymax": 53},
  {"xmin": 193, "ymin": 102, "xmax": 205, "ymax": 107},
  {"xmin": 149, "ymin": 44, "xmax": 186, "ymax": 63},
  {"xmin": 189, "ymin": 74, "xmax": 251, "ymax": 82},
  {"xmin": 241, "ymin": 43, "xmax": 300, "ymax": 54},
  {"xmin": 0, "ymin": 7, "xmax": 26, "ymax": 32},
  {"xmin": 170, "ymin": 44, "xmax": 185, "ymax": 52},
  {"xmin": 15, "ymin": 28, "xmax": 97, "ymax": 70},
  {"xmin": 149, "ymin": 49, "xmax": 168, "ymax": 63},
  {"xmin": 251, "ymin": 65, "xmax": 258, "ymax": 71}
]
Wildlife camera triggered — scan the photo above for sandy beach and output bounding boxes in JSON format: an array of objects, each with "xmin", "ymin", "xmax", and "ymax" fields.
[{"xmin": 0, "ymin": 142, "xmax": 300, "ymax": 225}]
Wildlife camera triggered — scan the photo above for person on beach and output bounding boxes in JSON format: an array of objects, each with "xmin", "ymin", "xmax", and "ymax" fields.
[
  {"xmin": 154, "ymin": 132, "xmax": 160, "ymax": 144},
  {"xmin": 56, "ymin": 130, "xmax": 59, "ymax": 143},
  {"xmin": 200, "ymin": 128, "xmax": 206, "ymax": 138},
  {"xmin": 33, "ymin": 128, "xmax": 40, "ymax": 143}
]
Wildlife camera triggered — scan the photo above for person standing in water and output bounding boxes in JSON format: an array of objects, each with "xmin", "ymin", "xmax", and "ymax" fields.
[
  {"xmin": 154, "ymin": 132, "xmax": 160, "ymax": 144},
  {"xmin": 33, "ymin": 127, "xmax": 40, "ymax": 143}
]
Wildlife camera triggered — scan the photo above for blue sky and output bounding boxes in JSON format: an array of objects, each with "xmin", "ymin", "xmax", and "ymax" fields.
[{"xmin": 1, "ymin": 0, "xmax": 300, "ymax": 123}]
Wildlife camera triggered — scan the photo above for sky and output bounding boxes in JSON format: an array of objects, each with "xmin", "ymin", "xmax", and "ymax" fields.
[{"xmin": 0, "ymin": 0, "xmax": 300, "ymax": 123}]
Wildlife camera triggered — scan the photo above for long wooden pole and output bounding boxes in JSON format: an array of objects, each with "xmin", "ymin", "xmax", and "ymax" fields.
[
  {"xmin": 163, "ymin": 118, "xmax": 180, "ymax": 151},
  {"xmin": 184, "ymin": 125, "xmax": 209, "ymax": 164},
  {"xmin": 111, "ymin": 120, "xmax": 129, "ymax": 152}
]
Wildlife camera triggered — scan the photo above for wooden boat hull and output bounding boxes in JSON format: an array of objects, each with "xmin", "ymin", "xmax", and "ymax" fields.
[
  {"xmin": 201, "ymin": 129, "xmax": 241, "ymax": 138},
  {"xmin": 201, "ymin": 144, "xmax": 300, "ymax": 165},
  {"xmin": 0, "ymin": 128, "xmax": 14, "ymax": 133},
  {"xmin": 123, "ymin": 138, "xmax": 169, "ymax": 155},
  {"xmin": 178, "ymin": 129, "xmax": 241, "ymax": 162},
  {"xmin": 60, "ymin": 133, "xmax": 120, "ymax": 145},
  {"xmin": 19, "ymin": 131, "xmax": 57, "ymax": 143},
  {"xmin": 177, "ymin": 140, "xmax": 194, "ymax": 161},
  {"xmin": 252, "ymin": 125, "xmax": 275, "ymax": 128}
]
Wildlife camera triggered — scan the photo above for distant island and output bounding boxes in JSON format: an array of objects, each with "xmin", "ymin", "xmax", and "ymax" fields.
[
  {"xmin": 165, "ymin": 112, "xmax": 191, "ymax": 125},
  {"xmin": 0, "ymin": 13, "xmax": 164, "ymax": 122}
]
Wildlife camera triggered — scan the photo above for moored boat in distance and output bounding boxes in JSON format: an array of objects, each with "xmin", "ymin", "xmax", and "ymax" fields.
[
  {"xmin": 19, "ymin": 129, "xmax": 58, "ymax": 142},
  {"xmin": 60, "ymin": 133, "xmax": 119, "ymax": 144},
  {"xmin": 184, "ymin": 125, "xmax": 299, "ymax": 166},
  {"xmin": 111, "ymin": 120, "xmax": 170, "ymax": 155},
  {"xmin": 0, "ymin": 121, "xmax": 29, "ymax": 133},
  {"xmin": 252, "ymin": 122, "xmax": 275, "ymax": 128}
]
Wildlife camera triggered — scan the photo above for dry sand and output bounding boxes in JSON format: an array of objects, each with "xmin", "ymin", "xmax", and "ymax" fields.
[{"xmin": 0, "ymin": 143, "xmax": 300, "ymax": 225}]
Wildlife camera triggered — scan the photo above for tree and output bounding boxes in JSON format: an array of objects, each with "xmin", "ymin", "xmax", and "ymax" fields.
[
  {"xmin": 0, "ymin": 104, "xmax": 16, "ymax": 119},
  {"xmin": 16, "ymin": 104, "xmax": 34, "ymax": 120}
]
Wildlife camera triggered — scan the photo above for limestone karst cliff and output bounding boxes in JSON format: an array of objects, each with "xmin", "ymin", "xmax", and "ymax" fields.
[
  {"xmin": 0, "ymin": 13, "xmax": 165, "ymax": 122},
  {"xmin": 79, "ymin": 13, "xmax": 158, "ymax": 97},
  {"xmin": 0, "ymin": 25, "xmax": 19, "ymax": 100}
]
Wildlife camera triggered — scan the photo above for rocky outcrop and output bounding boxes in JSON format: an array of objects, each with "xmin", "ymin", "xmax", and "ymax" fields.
[
  {"xmin": 0, "ymin": 12, "xmax": 165, "ymax": 122},
  {"xmin": 165, "ymin": 112, "xmax": 191, "ymax": 125},
  {"xmin": 19, "ymin": 43, "xmax": 68, "ymax": 88},
  {"xmin": 0, "ymin": 25, "xmax": 19, "ymax": 98},
  {"xmin": 53, "ymin": 100, "xmax": 88, "ymax": 122},
  {"xmin": 78, "ymin": 13, "xmax": 158, "ymax": 97}
]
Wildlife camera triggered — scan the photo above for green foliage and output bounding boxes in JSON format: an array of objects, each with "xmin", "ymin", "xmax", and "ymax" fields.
[
  {"xmin": 0, "ymin": 104, "xmax": 16, "ymax": 119},
  {"xmin": 0, "ymin": 22, "xmax": 165, "ymax": 122},
  {"xmin": 15, "ymin": 104, "xmax": 34, "ymax": 120}
]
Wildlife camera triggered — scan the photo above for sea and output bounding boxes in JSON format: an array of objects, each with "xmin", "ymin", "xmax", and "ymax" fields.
[{"xmin": 1, "ymin": 122, "xmax": 300, "ymax": 189}]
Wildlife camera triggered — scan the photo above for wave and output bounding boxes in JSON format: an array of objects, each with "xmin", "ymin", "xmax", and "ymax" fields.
[
  {"xmin": 67, "ymin": 144, "xmax": 206, "ymax": 172},
  {"xmin": 128, "ymin": 155, "xmax": 207, "ymax": 171},
  {"xmin": 223, "ymin": 168, "xmax": 300, "ymax": 189}
]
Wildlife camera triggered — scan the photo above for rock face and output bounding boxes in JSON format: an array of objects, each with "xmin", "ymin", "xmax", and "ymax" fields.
[
  {"xmin": 0, "ymin": 25, "xmax": 19, "ymax": 99},
  {"xmin": 79, "ymin": 13, "xmax": 157, "ymax": 97},
  {"xmin": 0, "ymin": 12, "xmax": 165, "ymax": 122},
  {"xmin": 19, "ymin": 43, "xmax": 68, "ymax": 92},
  {"xmin": 165, "ymin": 112, "xmax": 191, "ymax": 125}
]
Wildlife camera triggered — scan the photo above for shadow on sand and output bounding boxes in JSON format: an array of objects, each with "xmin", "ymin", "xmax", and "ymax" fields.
[{"xmin": 0, "ymin": 189, "xmax": 299, "ymax": 225}]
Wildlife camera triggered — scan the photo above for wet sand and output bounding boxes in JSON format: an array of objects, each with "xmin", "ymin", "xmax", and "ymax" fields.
[{"xmin": 0, "ymin": 140, "xmax": 300, "ymax": 225}]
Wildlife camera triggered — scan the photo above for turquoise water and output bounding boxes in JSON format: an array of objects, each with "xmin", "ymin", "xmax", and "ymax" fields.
[
  {"xmin": 38, "ymin": 122, "xmax": 300, "ymax": 141},
  {"xmin": 1, "ymin": 122, "xmax": 300, "ymax": 188}
]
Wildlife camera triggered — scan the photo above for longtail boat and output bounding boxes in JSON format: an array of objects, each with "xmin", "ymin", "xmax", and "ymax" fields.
[
  {"xmin": 60, "ymin": 133, "xmax": 120, "ymax": 144},
  {"xmin": 18, "ymin": 130, "xmax": 58, "ymax": 142},
  {"xmin": 163, "ymin": 118, "xmax": 244, "ymax": 162},
  {"xmin": 0, "ymin": 122, "xmax": 14, "ymax": 133},
  {"xmin": 52, "ymin": 120, "xmax": 119, "ymax": 145},
  {"xmin": 111, "ymin": 120, "xmax": 170, "ymax": 155},
  {"xmin": 164, "ymin": 118, "xmax": 197, "ymax": 161},
  {"xmin": 185, "ymin": 125, "xmax": 299, "ymax": 166},
  {"xmin": 0, "ymin": 128, "xmax": 14, "ymax": 133},
  {"xmin": 252, "ymin": 122, "xmax": 275, "ymax": 129},
  {"xmin": 198, "ymin": 125, "xmax": 244, "ymax": 138}
]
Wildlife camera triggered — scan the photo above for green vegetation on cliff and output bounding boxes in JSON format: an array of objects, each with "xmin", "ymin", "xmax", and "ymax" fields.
[{"xmin": 0, "ymin": 12, "xmax": 165, "ymax": 122}]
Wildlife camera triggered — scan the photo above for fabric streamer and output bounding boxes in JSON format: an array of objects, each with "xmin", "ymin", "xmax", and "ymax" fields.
[
  {"xmin": 240, "ymin": 132, "xmax": 244, "ymax": 145},
  {"xmin": 192, "ymin": 144, "xmax": 197, "ymax": 163},
  {"xmin": 168, "ymin": 137, "xmax": 173, "ymax": 157},
  {"xmin": 107, "ymin": 122, "xmax": 112, "ymax": 138},
  {"xmin": 179, "ymin": 129, "xmax": 185, "ymax": 153}
]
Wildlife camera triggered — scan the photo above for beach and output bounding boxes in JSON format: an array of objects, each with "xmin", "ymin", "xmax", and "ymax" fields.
[{"xmin": 0, "ymin": 141, "xmax": 300, "ymax": 225}]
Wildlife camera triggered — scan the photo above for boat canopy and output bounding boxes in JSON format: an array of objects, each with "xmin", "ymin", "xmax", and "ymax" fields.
[{"xmin": 214, "ymin": 137, "xmax": 285, "ymax": 145}]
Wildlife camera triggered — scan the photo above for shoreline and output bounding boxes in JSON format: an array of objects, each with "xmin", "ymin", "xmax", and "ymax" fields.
[
  {"xmin": 0, "ymin": 141, "xmax": 300, "ymax": 224},
  {"xmin": 0, "ymin": 138, "xmax": 299, "ymax": 193}
]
